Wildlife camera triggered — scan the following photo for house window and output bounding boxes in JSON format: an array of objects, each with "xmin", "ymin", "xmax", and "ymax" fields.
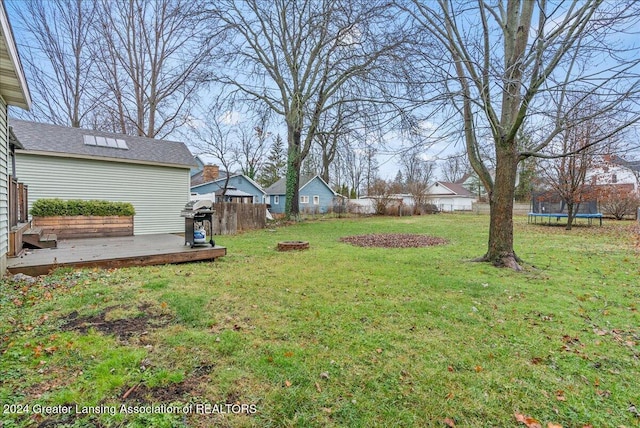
[
  {"xmin": 313, "ymin": 195, "xmax": 320, "ymax": 205},
  {"xmin": 300, "ymin": 196, "xmax": 309, "ymax": 204},
  {"xmin": 274, "ymin": 196, "xmax": 280, "ymax": 204},
  {"xmin": 612, "ymin": 174, "xmax": 617, "ymax": 183}
]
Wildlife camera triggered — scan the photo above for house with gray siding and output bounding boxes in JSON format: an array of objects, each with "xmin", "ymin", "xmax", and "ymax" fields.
[
  {"xmin": 10, "ymin": 119, "xmax": 195, "ymax": 235},
  {"xmin": 1, "ymin": 3, "xmax": 31, "ymax": 273},
  {"xmin": 265, "ymin": 175, "xmax": 339, "ymax": 214}
]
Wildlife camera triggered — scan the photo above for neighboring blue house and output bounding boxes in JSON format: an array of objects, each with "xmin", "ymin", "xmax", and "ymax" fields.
[
  {"xmin": 191, "ymin": 165, "xmax": 266, "ymax": 204},
  {"xmin": 265, "ymin": 175, "xmax": 340, "ymax": 214}
]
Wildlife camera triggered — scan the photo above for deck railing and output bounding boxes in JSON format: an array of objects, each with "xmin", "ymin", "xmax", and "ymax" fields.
[{"xmin": 9, "ymin": 178, "xmax": 28, "ymax": 228}]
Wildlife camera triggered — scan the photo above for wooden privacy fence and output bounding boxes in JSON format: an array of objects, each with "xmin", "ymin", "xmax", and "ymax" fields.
[{"xmin": 213, "ymin": 202, "xmax": 267, "ymax": 235}]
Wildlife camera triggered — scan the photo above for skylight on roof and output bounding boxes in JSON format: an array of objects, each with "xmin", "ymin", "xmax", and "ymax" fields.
[{"xmin": 83, "ymin": 135, "xmax": 129, "ymax": 150}]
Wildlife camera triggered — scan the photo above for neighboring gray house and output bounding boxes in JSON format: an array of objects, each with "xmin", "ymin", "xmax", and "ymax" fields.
[
  {"xmin": 1, "ymin": 4, "xmax": 31, "ymax": 273},
  {"xmin": 191, "ymin": 164, "xmax": 266, "ymax": 204},
  {"xmin": 11, "ymin": 119, "xmax": 195, "ymax": 235},
  {"xmin": 265, "ymin": 175, "xmax": 339, "ymax": 214}
]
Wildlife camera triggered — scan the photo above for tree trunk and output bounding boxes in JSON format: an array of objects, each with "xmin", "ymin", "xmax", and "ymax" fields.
[
  {"xmin": 566, "ymin": 202, "xmax": 574, "ymax": 230},
  {"xmin": 285, "ymin": 121, "xmax": 302, "ymax": 219},
  {"xmin": 481, "ymin": 144, "xmax": 522, "ymax": 270},
  {"xmin": 285, "ymin": 153, "xmax": 301, "ymax": 219}
]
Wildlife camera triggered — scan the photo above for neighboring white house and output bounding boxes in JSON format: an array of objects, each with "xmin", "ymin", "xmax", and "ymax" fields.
[
  {"xmin": 11, "ymin": 119, "xmax": 195, "ymax": 235},
  {"xmin": 425, "ymin": 181, "xmax": 476, "ymax": 211},
  {"xmin": 354, "ymin": 193, "xmax": 419, "ymax": 214},
  {"xmin": 586, "ymin": 155, "xmax": 639, "ymax": 192},
  {"xmin": 1, "ymin": 3, "xmax": 31, "ymax": 273}
]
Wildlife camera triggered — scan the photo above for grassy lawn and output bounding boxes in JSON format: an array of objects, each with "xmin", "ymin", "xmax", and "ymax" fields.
[{"xmin": 1, "ymin": 214, "xmax": 639, "ymax": 427}]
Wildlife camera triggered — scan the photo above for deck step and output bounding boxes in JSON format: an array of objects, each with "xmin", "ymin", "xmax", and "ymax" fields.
[
  {"xmin": 22, "ymin": 229, "xmax": 57, "ymax": 249},
  {"xmin": 23, "ymin": 227, "xmax": 43, "ymax": 237}
]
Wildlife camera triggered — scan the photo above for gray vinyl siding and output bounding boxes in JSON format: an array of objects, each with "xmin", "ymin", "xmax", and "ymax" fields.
[
  {"xmin": 15, "ymin": 153, "xmax": 190, "ymax": 235},
  {"xmin": 300, "ymin": 177, "xmax": 335, "ymax": 213},
  {"xmin": 0, "ymin": 98, "xmax": 8, "ymax": 272},
  {"xmin": 268, "ymin": 194, "xmax": 285, "ymax": 213}
]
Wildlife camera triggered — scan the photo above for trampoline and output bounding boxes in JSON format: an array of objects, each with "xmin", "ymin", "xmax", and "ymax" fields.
[{"xmin": 527, "ymin": 212, "xmax": 603, "ymax": 226}]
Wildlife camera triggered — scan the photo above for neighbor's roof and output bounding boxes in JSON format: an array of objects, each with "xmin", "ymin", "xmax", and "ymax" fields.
[
  {"xmin": 431, "ymin": 181, "xmax": 475, "ymax": 197},
  {"xmin": 610, "ymin": 154, "xmax": 640, "ymax": 172},
  {"xmin": 190, "ymin": 169, "xmax": 229, "ymax": 187},
  {"xmin": 0, "ymin": 2, "xmax": 31, "ymax": 109},
  {"xmin": 264, "ymin": 176, "xmax": 290, "ymax": 195},
  {"xmin": 10, "ymin": 119, "xmax": 195, "ymax": 168},
  {"xmin": 214, "ymin": 187, "xmax": 253, "ymax": 197},
  {"xmin": 265, "ymin": 174, "xmax": 335, "ymax": 195}
]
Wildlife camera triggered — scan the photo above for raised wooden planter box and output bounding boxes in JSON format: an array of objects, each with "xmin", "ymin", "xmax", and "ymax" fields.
[{"xmin": 33, "ymin": 215, "xmax": 134, "ymax": 239}]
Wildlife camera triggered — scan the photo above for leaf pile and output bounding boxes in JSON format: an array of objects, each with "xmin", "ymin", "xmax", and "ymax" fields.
[{"xmin": 339, "ymin": 233, "xmax": 448, "ymax": 248}]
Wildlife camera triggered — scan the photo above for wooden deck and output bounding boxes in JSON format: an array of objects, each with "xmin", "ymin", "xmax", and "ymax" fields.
[{"xmin": 7, "ymin": 234, "xmax": 226, "ymax": 276}]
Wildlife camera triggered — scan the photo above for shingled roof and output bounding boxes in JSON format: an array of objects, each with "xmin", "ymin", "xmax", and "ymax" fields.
[
  {"xmin": 10, "ymin": 119, "xmax": 195, "ymax": 168},
  {"xmin": 265, "ymin": 174, "xmax": 335, "ymax": 195}
]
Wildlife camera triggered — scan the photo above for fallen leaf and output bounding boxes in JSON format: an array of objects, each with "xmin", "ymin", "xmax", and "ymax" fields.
[
  {"xmin": 555, "ymin": 390, "xmax": 566, "ymax": 401},
  {"xmin": 284, "ymin": 351, "xmax": 294, "ymax": 357},
  {"xmin": 447, "ymin": 366, "xmax": 454, "ymax": 372},
  {"xmin": 376, "ymin": 348, "xmax": 383, "ymax": 354},
  {"xmin": 593, "ymin": 328, "xmax": 607, "ymax": 336},
  {"xmin": 474, "ymin": 365, "xmax": 483, "ymax": 372},
  {"xmin": 445, "ymin": 392, "xmax": 454, "ymax": 400},
  {"xmin": 547, "ymin": 423, "xmax": 563, "ymax": 428},
  {"xmin": 315, "ymin": 381, "xmax": 322, "ymax": 393},
  {"xmin": 515, "ymin": 413, "xmax": 542, "ymax": 428},
  {"xmin": 284, "ymin": 380, "xmax": 291, "ymax": 387},
  {"xmin": 443, "ymin": 417, "xmax": 456, "ymax": 427}
]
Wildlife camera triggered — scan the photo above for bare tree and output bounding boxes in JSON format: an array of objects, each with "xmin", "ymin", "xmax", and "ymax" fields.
[
  {"xmin": 440, "ymin": 152, "xmax": 470, "ymax": 183},
  {"xmin": 188, "ymin": 111, "xmax": 237, "ymax": 197},
  {"xmin": 10, "ymin": 0, "xmax": 98, "ymax": 127},
  {"xmin": 406, "ymin": 1, "xmax": 640, "ymax": 269},
  {"xmin": 362, "ymin": 144, "xmax": 380, "ymax": 195},
  {"xmin": 315, "ymin": 102, "xmax": 352, "ymax": 184},
  {"xmin": 205, "ymin": 0, "xmax": 406, "ymax": 218},
  {"xmin": 538, "ymin": 126, "xmax": 596, "ymax": 230},
  {"xmin": 337, "ymin": 139, "xmax": 367, "ymax": 198},
  {"xmin": 233, "ymin": 111, "xmax": 271, "ymax": 180},
  {"xmin": 399, "ymin": 145, "xmax": 435, "ymax": 214},
  {"xmin": 93, "ymin": 0, "xmax": 211, "ymax": 138}
]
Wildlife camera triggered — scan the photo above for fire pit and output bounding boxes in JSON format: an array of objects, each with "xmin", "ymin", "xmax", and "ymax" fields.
[{"xmin": 277, "ymin": 241, "xmax": 309, "ymax": 251}]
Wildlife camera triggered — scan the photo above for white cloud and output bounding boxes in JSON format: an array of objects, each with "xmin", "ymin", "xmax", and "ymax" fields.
[{"xmin": 218, "ymin": 110, "xmax": 242, "ymax": 125}]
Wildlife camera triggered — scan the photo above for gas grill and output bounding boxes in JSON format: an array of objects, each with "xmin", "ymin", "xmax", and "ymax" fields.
[{"xmin": 180, "ymin": 199, "xmax": 215, "ymax": 247}]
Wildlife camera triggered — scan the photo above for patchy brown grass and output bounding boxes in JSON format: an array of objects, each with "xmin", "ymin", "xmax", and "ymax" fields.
[{"xmin": 61, "ymin": 304, "xmax": 172, "ymax": 341}]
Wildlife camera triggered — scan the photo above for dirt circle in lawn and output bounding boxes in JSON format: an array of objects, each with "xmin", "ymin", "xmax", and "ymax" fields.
[{"xmin": 339, "ymin": 233, "xmax": 448, "ymax": 248}]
